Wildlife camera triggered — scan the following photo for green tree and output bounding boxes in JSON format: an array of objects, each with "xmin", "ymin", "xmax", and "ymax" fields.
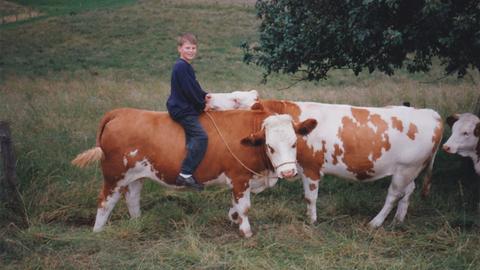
[{"xmin": 243, "ymin": 0, "xmax": 480, "ymax": 81}]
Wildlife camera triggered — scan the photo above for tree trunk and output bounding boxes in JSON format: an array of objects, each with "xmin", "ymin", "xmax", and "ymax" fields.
[{"xmin": 0, "ymin": 121, "xmax": 23, "ymax": 221}]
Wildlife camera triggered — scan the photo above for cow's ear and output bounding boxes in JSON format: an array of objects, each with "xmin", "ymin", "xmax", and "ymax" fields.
[
  {"xmin": 446, "ymin": 114, "xmax": 459, "ymax": 128},
  {"xmin": 294, "ymin": 118, "xmax": 317, "ymax": 135},
  {"xmin": 474, "ymin": 122, "xmax": 480, "ymax": 137},
  {"xmin": 251, "ymin": 102, "xmax": 264, "ymax": 111},
  {"xmin": 241, "ymin": 131, "xmax": 265, "ymax": 147}
]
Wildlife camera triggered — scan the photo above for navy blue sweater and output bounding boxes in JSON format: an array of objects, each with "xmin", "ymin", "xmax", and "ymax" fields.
[{"xmin": 166, "ymin": 59, "xmax": 208, "ymax": 119}]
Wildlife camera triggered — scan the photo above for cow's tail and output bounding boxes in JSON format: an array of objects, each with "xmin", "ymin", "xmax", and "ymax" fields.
[
  {"xmin": 421, "ymin": 118, "xmax": 444, "ymax": 198},
  {"xmin": 71, "ymin": 147, "xmax": 104, "ymax": 168},
  {"xmin": 71, "ymin": 111, "xmax": 117, "ymax": 168}
]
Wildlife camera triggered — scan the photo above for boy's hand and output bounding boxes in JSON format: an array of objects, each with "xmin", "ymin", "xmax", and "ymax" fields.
[{"xmin": 204, "ymin": 94, "xmax": 211, "ymax": 111}]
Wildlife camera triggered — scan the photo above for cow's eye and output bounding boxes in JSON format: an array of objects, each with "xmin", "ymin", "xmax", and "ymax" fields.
[
  {"xmin": 267, "ymin": 145, "xmax": 275, "ymax": 154},
  {"xmin": 292, "ymin": 142, "xmax": 297, "ymax": 148}
]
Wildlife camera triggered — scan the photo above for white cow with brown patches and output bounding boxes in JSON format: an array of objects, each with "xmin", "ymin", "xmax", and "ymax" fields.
[
  {"xmin": 443, "ymin": 113, "xmax": 480, "ymax": 174},
  {"xmin": 258, "ymin": 100, "xmax": 443, "ymax": 228},
  {"xmin": 205, "ymin": 94, "xmax": 444, "ymax": 227}
]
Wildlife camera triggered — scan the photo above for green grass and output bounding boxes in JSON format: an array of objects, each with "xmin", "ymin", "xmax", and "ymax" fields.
[
  {"xmin": 10, "ymin": 0, "xmax": 136, "ymax": 16},
  {"xmin": 1, "ymin": 0, "xmax": 480, "ymax": 269}
]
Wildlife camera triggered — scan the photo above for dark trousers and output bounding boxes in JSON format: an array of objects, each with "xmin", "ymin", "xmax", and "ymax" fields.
[{"xmin": 175, "ymin": 115, "xmax": 208, "ymax": 175}]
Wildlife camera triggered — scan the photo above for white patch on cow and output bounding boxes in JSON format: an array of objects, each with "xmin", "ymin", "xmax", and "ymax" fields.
[
  {"xmin": 125, "ymin": 180, "xmax": 143, "ymax": 218},
  {"xmin": 93, "ymin": 187, "xmax": 122, "ymax": 232},
  {"xmin": 263, "ymin": 114, "xmax": 298, "ymax": 177},
  {"xmin": 129, "ymin": 149, "xmax": 138, "ymax": 157},
  {"xmin": 119, "ymin": 158, "xmax": 181, "ymax": 189},
  {"xmin": 249, "ymin": 171, "xmax": 278, "ymax": 193},
  {"xmin": 367, "ymin": 122, "xmax": 378, "ymax": 133}
]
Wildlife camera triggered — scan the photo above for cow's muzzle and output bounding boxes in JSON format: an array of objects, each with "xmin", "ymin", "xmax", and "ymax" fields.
[
  {"xmin": 442, "ymin": 144, "xmax": 452, "ymax": 153},
  {"xmin": 275, "ymin": 161, "xmax": 297, "ymax": 179}
]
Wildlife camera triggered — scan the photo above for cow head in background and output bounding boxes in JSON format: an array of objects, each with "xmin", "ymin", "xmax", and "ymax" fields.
[
  {"xmin": 241, "ymin": 113, "xmax": 317, "ymax": 179},
  {"xmin": 206, "ymin": 90, "xmax": 259, "ymax": 110},
  {"xmin": 443, "ymin": 113, "xmax": 480, "ymax": 159}
]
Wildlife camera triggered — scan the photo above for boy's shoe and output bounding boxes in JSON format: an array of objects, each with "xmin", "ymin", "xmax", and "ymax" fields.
[{"xmin": 176, "ymin": 175, "xmax": 204, "ymax": 191}]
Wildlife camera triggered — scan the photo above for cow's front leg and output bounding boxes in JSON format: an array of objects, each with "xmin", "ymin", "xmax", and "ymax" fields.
[
  {"xmin": 302, "ymin": 174, "xmax": 320, "ymax": 224},
  {"xmin": 231, "ymin": 182, "xmax": 252, "ymax": 237},
  {"xmin": 228, "ymin": 202, "xmax": 241, "ymax": 224}
]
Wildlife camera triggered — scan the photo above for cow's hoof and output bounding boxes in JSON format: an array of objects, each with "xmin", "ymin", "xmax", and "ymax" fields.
[
  {"xmin": 308, "ymin": 216, "xmax": 317, "ymax": 225},
  {"xmin": 240, "ymin": 229, "xmax": 253, "ymax": 238},
  {"xmin": 368, "ymin": 220, "xmax": 382, "ymax": 229},
  {"xmin": 92, "ymin": 227, "xmax": 104, "ymax": 233}
]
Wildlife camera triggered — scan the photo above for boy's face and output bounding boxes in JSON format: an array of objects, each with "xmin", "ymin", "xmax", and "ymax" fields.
[{"xmin": 178, "ymin": 41, "xmax": 197, "ymax": 63}]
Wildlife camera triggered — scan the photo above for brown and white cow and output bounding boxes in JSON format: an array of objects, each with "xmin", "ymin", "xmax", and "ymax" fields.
[
  {"xmin": 207, "ymin": 94, "xmax": 444, "ymax": 226},
  {"xmin": 443, "ymin": 113, "xmax": 480, "ymax": 174},
  {"xmin": 244, "ymin": 99, "xmax": 443, "ymax": 228},
  {"xmin": 72, "ymin": 106, "xmax": 317, "ymax": 237}
]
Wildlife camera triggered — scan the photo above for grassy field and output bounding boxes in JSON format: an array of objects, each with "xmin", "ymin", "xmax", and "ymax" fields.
[{"xmin": 1, "ymin": 0, "xmax": 480, "ymax": 269}]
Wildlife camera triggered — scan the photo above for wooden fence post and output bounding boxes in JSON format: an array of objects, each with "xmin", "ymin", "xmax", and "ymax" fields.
[{"xmin": 0, "ymin": 121, "xmax": 21, "ymax": 215}]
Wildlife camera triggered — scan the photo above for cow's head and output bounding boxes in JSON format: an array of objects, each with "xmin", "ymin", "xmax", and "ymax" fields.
[
  {"xmin": 443, "ymin": 113, "xmax": 480, "ymax": 157},
  {"xmin": 241, "ymin": 114, "xmax": 317, "ymax": 179},
  {"xmin": 206, "ymin": 90, "xmax": 259, "ymax": 110}
]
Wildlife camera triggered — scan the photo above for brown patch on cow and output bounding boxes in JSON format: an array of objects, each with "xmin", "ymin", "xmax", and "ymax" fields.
[
  {"xmin": 391, "ymin": 117, "xmax": 404, "ymax": 132},
  {"xmin": 477, "ymin": 140, "xmax": 480, "ymax": 163},
  {"xmin": 421, "ymin": 169, "xmax": 433, "ymax": 197},
  {"xmin": 309, "ymin": 183, "xmax": 317, "ymax": 191},
  {"xmin": 119, "ymin": 186, "xmax": 129, "ymax": 194},
  {"xmin": 476, "ymin": 123, "xmax": 480, "ymax": 162},
  {"xmin": 332, "ymin": 144, "xmax": 343, "ymax": 165},
  {"xmin": 446, "ymin": 114, "xmax": 459, "ymax": 128},
  {"xmin": 97, "ymin": 180, "xmax": 119, "ymax": 208},
  {"xmin": 260, "ymin": 99, "xmax": 302, "ymax": 121},
  {"xmin": 296, "ymin": 138, "xmax": 326, "ymax": 180},
  {"xmin": 407, "ymin": 123, "xmax": 419, "ymax": 140},
  {"xmin": 231, "ymin": 212, "xmax": 239, "ymax": 221},
  {"xmin": 423, "ymin": 157, "xmax": 432, "ymax": 168},
  {"xmin": 431, "ymin": 119, "xmax": 444, "ymax": 154},
  {"xmin": 338, "ymin": 108, "xmax": 391, "ymax": 180}
]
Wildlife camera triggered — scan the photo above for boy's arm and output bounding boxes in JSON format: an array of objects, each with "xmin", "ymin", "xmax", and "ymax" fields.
[{"xmin": 177, "ymin": 67, "xmax": 208, "ymax": 111}]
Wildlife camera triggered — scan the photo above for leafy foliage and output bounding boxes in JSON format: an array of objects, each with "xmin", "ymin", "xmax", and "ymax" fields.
[{"xmin": 244, "ymin": 0, "xmax": 480, "ymax": 80}]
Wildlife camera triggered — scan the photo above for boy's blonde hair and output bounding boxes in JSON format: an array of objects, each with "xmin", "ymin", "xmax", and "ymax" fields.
[{"xmin": 177, "ymin": 33, "xmax": 197, "ymax": 46}]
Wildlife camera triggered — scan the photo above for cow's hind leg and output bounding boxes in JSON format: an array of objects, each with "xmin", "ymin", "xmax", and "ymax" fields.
[
  {"xmin": 368, "ymin": 170, "xmax": 416, "ymax": 228},
  {"xmin": 93, "ymin": 180, "xmax": 122, "ymax": 232},
  {"xmin": 125, "ymin": 179, "xmax": 144, "ymax": 219},
  {"xmin": 392, "ymin": 181, "xmax": 415, "ymax": 224}
]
